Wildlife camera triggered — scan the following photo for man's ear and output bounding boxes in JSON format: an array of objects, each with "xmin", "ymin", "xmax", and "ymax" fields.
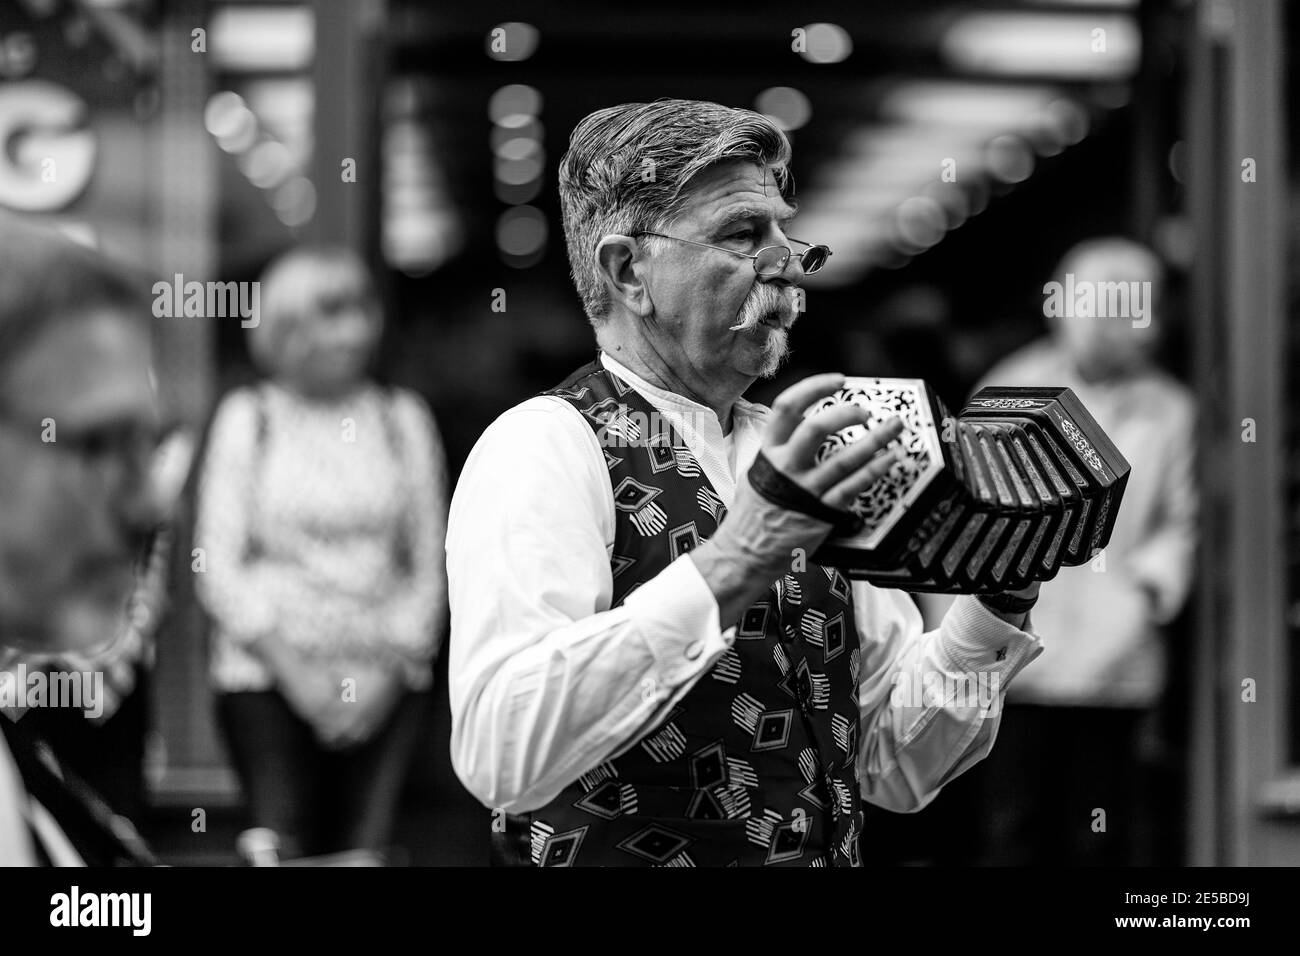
[{"xmin": 596, "ymin": 235, "xmax": 653, "ymax": 318}]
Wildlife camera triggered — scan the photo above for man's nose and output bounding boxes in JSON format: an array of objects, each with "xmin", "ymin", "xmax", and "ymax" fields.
[
  {"xmin": 763, "ymin": 250, "xmax": 805, "ymax": 287},
  {"xmin": 114, "ymin": 469, "xmax": 168, "ymax": 542},
  {"xmin": 332, "ymin": 309, "xmax": 375, "ymax": 342}
]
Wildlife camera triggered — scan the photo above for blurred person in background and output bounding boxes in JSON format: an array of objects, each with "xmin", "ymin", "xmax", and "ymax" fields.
[
  {"xmin": 923, "ymin": 237, "xmax": 1197, "ymax": 865},
  {"xmin": 193, "ymin": 247, "xmax": 448, "ymax": 863},
  {"xmin": 0, "ymin": 215, "xmax": 162, "ymax": 865}
]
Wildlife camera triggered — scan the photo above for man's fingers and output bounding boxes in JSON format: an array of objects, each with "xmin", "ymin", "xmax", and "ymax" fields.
[
  {"xmin": 765, "ymin": 373, "xmax": 846, "ymax": 446},
  {"xmin": 822, "ymin": 446, "xmax": 904, "ymax": 509},
  {"xmin": 779, "ymin": 404, "xmax": 874, "ymax": 466},
  {"xmin": 805, "ymin": 419, "xmax": 905, "ymax": 492}
]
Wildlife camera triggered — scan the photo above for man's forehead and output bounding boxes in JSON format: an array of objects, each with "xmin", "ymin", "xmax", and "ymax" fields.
[
  {"xmin": 679, "ymin": 160, "xmax": 796, "ymax": 223},
  {"xmin": 2, "ymin": 309, "xmax": 155, "ymax": 424}
]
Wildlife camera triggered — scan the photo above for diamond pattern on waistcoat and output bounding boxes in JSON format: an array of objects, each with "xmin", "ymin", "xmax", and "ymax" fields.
[
  {"xmin": 822, "ymin": 612, "xmax": 848, "ymax": 663},
  {"xmin": 667, "ymin": 521, "xmax": 701, "ymax": 560},
  {"xmin": 611, "ymin": 477, "xmax": 667, "ymax": 536},
  {"xmin": 765, "ymin": 818, "xmax": 811, "ymax": 865},
  {"xmin": 751, "ymin": 709, "xmax": 795, "ymax": 752},
  {"xmin": 689, "ymin": 741, "xmax": 728, "ymax": 789},
  {"xmin": 616, "ymin": 824, "xmax": 694, "ymax": 863},
  {"xmin": 611, "ymin": 476, "xmax": 658, "ymax": 510},
  {"xmin": 826, "ymin": 568, "xmax": 851, "ymax": 603},
  {"xmin": 737, "ymin": 602, "xmax": 774, "ymax": 640},
  {"xmin": 573, "ymin": 779, "xmax": 638, "ymax": 820},
  {"xmin": 646, "ymin": 439, "xmax": 678, "ymax": 475},
  {"xmin": 532, "ymin": 821, "xmax": 589, "ymax": 867}
]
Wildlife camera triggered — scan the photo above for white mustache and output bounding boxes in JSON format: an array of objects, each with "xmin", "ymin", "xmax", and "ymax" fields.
[{"xmin": 729, "ymin": 283, "xmax": 795, "ymax": 332}]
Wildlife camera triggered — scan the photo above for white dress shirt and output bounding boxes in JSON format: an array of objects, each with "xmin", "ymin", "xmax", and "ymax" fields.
[{"xmin": 447, "ymin": 352, "xmax": 1043, "ymax": 815}]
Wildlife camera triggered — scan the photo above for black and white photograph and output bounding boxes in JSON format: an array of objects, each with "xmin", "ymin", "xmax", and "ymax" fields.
[{"xmin": 0, "ymin": 0, "xmax": 1292, "ymax": 936}]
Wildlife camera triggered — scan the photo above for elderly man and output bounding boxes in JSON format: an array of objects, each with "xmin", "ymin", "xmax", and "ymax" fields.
[
  {"xmin": 447, "ymin": 99, "xmax": 1043, "ymax": 867},
  {"xmin": 0, "ymin": 217, "xmax": 161, "ymax": 865}
]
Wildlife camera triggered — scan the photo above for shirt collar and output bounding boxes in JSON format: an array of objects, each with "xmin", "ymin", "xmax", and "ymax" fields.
[{"xmin": 597, "ymin": 352, "xmax": 767, "ymax": 434}]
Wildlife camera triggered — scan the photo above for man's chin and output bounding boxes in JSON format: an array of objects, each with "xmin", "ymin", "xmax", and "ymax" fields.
[{"xmin": 754, "ymin": 327, "xmax": 790, "ymax": 378}]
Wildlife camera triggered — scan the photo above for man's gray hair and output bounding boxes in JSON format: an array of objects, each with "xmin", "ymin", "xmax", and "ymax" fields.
[{"xmin": 558, "ymin": 99, "xmax": 792, "ymax": 324}]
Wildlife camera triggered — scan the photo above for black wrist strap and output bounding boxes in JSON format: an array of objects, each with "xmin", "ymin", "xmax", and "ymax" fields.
[
  {"xmin": 977, "ymin": 591, "xmax": 1038, "ymax": 616},
  {"xmin": 746, "ymin": 451, "xmax": 864, "ymax": 538}
]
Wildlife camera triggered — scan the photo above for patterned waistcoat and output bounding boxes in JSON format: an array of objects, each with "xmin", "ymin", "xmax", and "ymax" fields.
[{"xmin": 495, "ymin": 358, "xmax": 864, "ymax": 867}]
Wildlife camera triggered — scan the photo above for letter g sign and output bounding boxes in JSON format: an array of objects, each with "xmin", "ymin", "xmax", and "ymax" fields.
[{"xmin": 0, "ymin": 80, "xmax": 97, "ymax": 212}]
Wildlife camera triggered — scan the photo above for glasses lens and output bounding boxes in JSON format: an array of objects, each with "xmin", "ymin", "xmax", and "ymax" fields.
[
  {"xmin": 800, "ymin": 246, "xmax": 828, "ymax": 274},
  {"xmin": 754, "ymin": 247, "xmax": 790, "ymax": 276}
]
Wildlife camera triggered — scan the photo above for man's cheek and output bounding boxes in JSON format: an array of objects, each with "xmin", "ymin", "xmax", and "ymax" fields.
[
  {"xmin": 12, "ymin": 464, "xmax": 100, "ymax": 582},
  {"xmin": 716, "ymin": 283, "xmax": 753, "ymax": 330}
]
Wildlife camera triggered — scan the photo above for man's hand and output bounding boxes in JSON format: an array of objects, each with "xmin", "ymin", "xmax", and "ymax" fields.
[
  {"xmin": 761, "ymin": 373, "xmax": 906, "ymax": 509},
  {"xmin": 691, "ymin": 373, "xmax": 905, "ymax": 626}
]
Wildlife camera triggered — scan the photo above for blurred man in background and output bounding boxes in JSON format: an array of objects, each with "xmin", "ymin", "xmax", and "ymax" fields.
[
  {"xmin": 0, "ymin": 216, "xmax": 162, "ymax": 865},
  {"xmin": 935, "ymin": 237, "xmax": 1198, "ymax": 865}
]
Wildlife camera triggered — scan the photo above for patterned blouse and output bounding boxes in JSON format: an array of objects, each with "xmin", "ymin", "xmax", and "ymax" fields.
[{"xmin": 194, "ymin": 381, "xmax": 448, "ymax": 692}]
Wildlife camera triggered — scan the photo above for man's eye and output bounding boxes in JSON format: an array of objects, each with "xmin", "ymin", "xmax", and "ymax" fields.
[{"xmin": 726, "ymin": 230, "xmax": 758, "ymax": 242}]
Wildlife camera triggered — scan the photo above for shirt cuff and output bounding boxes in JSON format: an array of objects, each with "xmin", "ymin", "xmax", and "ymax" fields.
[
  {"xmin": 937, "ymin": 594, "xmax": 1042, "ymax": 675},
  {"xmin": 621, "ymin": 553, "xmax": 735, "ymax": 687}
]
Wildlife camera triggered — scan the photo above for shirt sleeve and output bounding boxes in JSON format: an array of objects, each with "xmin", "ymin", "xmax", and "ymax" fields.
[
  {"xmin": 855, "ymin": 585, "xmax": 1043, "ymax": 812},
  {"xmin": 376, "ymin": 389, "xmax": 450, "ymax": 668},
  {"xmin": 447, "ymin": 397, "xmax": 736, "ymax": 814},
  {"xmin": 192, "ymin": 389, "xmax": 281, "ymax": 645}
]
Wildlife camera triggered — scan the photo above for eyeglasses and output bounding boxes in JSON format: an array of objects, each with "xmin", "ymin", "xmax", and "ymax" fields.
[
  {"xmin": 0, "ymin": 411, "xmax": 178, "ymax": 485},
  {"xmin": 634, "ymin": 232, "xmax": 832, "ymax": 276}
]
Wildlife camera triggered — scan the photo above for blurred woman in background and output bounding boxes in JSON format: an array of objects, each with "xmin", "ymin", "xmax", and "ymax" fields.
[{"xmin": 194, "ymin": 247, "xmax": 447, "ymax": 862}]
